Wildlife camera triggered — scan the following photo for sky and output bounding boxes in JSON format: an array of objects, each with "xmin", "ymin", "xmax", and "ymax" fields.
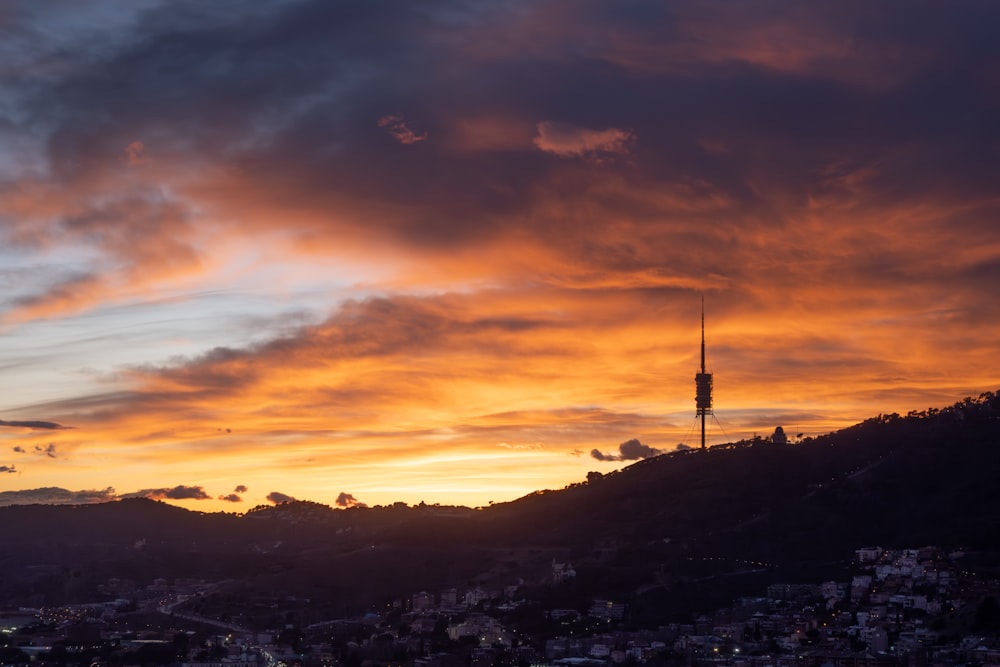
[{"xmin": 1, "ymin": 0, "xmax": 999, "ymax": 512}]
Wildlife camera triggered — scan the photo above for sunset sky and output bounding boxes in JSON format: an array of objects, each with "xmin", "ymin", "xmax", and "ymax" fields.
[{"xmin": 2, "ymin": 1, "xmax": 999, "ymax": 511}]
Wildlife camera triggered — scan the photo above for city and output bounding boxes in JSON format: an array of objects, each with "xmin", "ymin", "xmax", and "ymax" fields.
[{"xmin": 2, "ymin": 545, "xmax": 1000, "ymax": 667}]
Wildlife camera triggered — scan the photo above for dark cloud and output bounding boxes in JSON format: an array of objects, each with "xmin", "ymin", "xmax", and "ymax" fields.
[
  {"xmin": 13, "ymin": 446, "xmax": 25, "ymax": 453},
  {"xmin": 1, "ymin": 465, "xmax": 16, "ymax": 474},
  {"xmin": 4, "ymin": 0, "xmax": 999, "ymax": 260},
  {"xmin": 335, "ymin": 492, "xmax": 367, "ymax": 509},
  {"xmin": 34, "ymin": 443, "xmax": 58, "ymax": 458},
  {"xmin": 122, "ymin": 485, "xmax": 211, "ymax": 501},
  {"xmin": 591, "ymin": 438, "xmax": 663, "ymax": 462},
  {"xmin": 2, "ymin": 0, "xmax": 996, "ymax": 310},
  {"xmin": 0, "ymin": 487, "xmax": 117, "ymax": 507},
  {"xmin": 378, "ymin": 113, "xmax": 428, "ymax": 145},
  {"xmin": 0, "ymin": 419, "xmax": 71, "ymax": 430},
  {"xmin": 219, "ymin": 484, "xmax": 247, "ymax": 502},
  {"xmin": 267, "ymin": 491, "xmax": 296, "ymax": 505}
]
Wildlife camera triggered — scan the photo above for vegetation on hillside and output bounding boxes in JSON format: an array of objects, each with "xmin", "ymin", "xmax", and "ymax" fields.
[{"xmin": 1, "ymin": 391, "xmax": 998, "ymax": 621}]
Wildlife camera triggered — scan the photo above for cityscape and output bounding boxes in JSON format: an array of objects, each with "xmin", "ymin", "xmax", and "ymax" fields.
[
  {"xmin": 2, "ymin": 0, "xmax": 1000, "ymax": 511},
  {"xmin": 3, "ymin": 3, "xmax": 1000, "ymax": 667},
  {"xmin": 3, "ymin": 392, "xmax": 1000, "ymax": 667},
  {"xmin": 2, "ymin": 545, "xmax": 999, "ymax": 667}
]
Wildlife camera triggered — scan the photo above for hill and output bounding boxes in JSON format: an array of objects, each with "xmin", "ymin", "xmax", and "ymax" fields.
[{"xmin": 1, "ymin": 391, "xmax": 998, "ymax": 624}]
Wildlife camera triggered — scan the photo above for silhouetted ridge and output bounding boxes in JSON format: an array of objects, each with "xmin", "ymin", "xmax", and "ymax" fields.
[{"xmin": 1, "ymin": 391, "xmax": 998, "ymax": 613}]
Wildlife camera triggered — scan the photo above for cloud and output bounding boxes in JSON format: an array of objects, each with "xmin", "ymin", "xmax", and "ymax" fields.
[
  {"xmin": 122, "ymin": 485, "xmax": 211, "ymax": 501},
  {"xmin": 0, "ymin": 487, "xmax": 117, "ymax": 507},
  {"xmin": 335, "ymin": 492, "xmax": 367, "ymax": 508},
  {"xmin": 378, "ymin": 113, "xmax": 428, "ymax": 145},
  {"xmin": 9, "ymin": 443, "xmax": 60, "ymax": 459},
  {"xmin": 124, "ymin": 140, "xmax": 146, "ymax": 166},
  {"xmin": 7, "ymin": 273, "xmax": 109, "ymax": 323},
  {"xmin": 0, "ymin": 0, "xmax": 998, "ymax": 510},
  {"xmin": 267, "ymin": 491, "xmax": 296, "ymax": 505},
  {"xmin": 1, "ymin": 465, "xmax": 16, "ymax": 473},
  {"xmin": 219, "ymin": 484, "xmax": 247, "ymax": 502},
  {"xmin": 591, "ymin": 438, "xmax": 663, "ymax": 462},
  {"xmin": 0, "ymin": 419, "xmax": 72, "ymax": 430},
  {"xmin": 496, "ymin": 442, "xmax": 543, "ymax": 450},
  {"xmin": 533, "ymin": 121, "xmax": 635, "ymax": 161},
  {"xmin": 34, "ymin": 443, "xmax": 58, "ymax": 458},
  {"xmin": 1, "ymin": 192, "xmax": 203, "ymax": 323}
]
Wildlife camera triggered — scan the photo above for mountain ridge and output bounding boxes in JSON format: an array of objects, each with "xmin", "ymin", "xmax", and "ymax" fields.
[{"xmin": 2, "ymin": 390, "xmax": 998, "ymax": 620}]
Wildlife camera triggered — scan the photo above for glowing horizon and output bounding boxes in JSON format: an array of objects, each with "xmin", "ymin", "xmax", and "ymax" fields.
[{"xmin": 2, "ymin": 1, "xmax": 999, "ymax": 512}]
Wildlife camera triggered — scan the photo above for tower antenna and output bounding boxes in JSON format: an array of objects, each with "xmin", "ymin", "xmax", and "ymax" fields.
[
  {"xmin": 695, "ymin": 297, "xmax": 714, "ymax": 450},
  {"xmin": 701, "ymin": 298, "xmax": 706, "ymax": 373}
]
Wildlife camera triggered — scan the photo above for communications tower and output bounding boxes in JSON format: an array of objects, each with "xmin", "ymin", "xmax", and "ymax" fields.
[{"xmin": 694, "ymin": 298, "xmax": 713, "ymax": 450}]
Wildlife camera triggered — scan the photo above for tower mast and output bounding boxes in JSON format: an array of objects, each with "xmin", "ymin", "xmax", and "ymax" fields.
[
  {"xmin": 695, "ymin": 297, "xmax": 713, "ymax": 450},
  {"xmin": 701, "ymin": 300, "xmax": 706, "ymax": 375}
]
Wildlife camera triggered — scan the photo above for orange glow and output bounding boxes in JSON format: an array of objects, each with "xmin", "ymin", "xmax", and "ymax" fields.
[{"xmin": 1, "ymin": 0, "xmax": 998, "ymax": 511}]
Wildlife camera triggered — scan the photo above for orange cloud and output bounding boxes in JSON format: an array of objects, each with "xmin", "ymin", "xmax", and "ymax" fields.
[
  {"xmin": 124, "ymin": 140, "xmax": 146, "ymax": 166},
  {"xmin": 533, "ymin": 121, "xmax": 634, "ymax": 161},
  {"xmin": 12, "ymin": 257, "xmax": 992, "ymax": 512},
  {"xmin": 1, "ymin": 0, "xmax": 998, "ymax": 512}
]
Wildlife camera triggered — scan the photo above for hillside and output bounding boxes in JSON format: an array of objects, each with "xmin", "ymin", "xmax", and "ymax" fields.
[{"xmin": 1, "ymin": 391, "xmax": 998, "ymax": 622}]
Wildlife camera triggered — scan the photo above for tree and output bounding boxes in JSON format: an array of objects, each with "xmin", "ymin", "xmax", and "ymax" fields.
[
  {"xmin": 973, "ymin": 596, "xmax": 1000, "ymax": 633},
  {"xmin": 277, "ymin": 626, "xmax": 305, "ymax": 653}
]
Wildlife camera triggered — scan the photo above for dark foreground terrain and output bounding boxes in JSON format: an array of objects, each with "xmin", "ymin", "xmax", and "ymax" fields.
[{"xmin": 2, "ymin": 391, "xmax": 999, "ymax": 625}]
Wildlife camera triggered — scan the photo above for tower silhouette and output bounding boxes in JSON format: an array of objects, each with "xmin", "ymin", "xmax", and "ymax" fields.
[{"xmin": 694, "ymin": 298, "xmax": 713, "ymax": 450}]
